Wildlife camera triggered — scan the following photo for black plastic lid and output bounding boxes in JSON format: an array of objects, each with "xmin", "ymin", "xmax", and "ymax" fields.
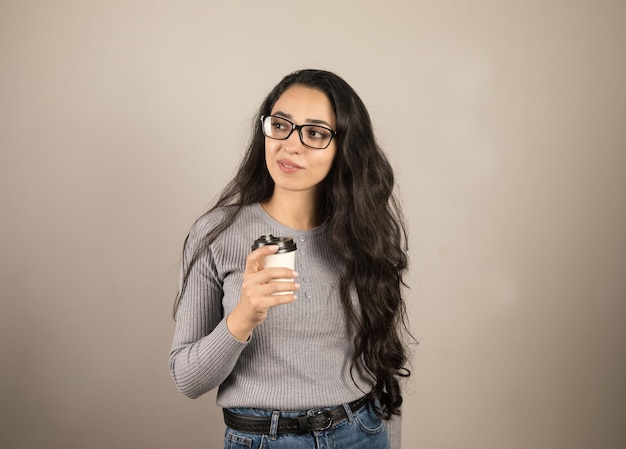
[{"xmin": 251, "ymin": 234, "xmax": 297, "ymax": 253}]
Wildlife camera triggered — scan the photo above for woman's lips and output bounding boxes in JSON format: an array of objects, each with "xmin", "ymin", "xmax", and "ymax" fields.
[{"xmin": 277, "ymin": 159, "xmax": 302, "ymax": 173}]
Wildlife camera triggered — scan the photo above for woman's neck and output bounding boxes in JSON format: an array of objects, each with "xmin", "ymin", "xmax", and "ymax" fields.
[{"xmin": 261, "ymin": 189, "xmax": 323, "ymax": 231}]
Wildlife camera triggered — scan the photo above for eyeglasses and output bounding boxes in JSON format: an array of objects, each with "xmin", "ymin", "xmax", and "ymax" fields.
[{"xmin": 261, "ymin": 115, "xmax": 336, "ymax": 149}]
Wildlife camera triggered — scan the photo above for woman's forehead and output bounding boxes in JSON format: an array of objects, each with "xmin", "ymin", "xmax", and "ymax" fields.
[{"xmin": 271, "ymin": 85, "xmax": 336, "ymax": 127}]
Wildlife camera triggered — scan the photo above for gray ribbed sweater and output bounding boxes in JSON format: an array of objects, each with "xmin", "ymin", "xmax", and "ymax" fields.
[{"xmin": 169, "ymin": 203, "xmax": 400, "ymax": 447}]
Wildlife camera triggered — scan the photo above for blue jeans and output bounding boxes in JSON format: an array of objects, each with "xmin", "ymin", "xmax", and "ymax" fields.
[{"xmin": 224, "ymin": 400, "xmax": 390, "ymax": 449}]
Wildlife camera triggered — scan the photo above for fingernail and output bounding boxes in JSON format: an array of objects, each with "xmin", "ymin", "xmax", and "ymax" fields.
[{"xmin": 292, "ymin": 271, "xmax": 299, "ymax": 277}]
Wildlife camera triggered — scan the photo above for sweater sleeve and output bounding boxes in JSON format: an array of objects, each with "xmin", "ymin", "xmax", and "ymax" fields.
[
  {"xmin": 387, "ymin": 413, "xmax": 402, "ymax": 449},
  {"xmin": 168, "ymin": 217, "xmax": 247, "ymax": 398}
]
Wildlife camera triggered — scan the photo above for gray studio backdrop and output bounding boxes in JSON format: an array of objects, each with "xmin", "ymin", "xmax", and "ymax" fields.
[{"xmin": 1, "ymin": 1, "xmax": 625, "ymax": 448}]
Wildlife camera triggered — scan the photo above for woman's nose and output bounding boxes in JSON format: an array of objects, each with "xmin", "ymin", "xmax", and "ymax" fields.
[{"xmin": 283, "ymin": 130, "xmax": 303, "ymax": 153}]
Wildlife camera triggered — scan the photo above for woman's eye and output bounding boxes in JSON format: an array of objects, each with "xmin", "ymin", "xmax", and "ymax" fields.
[
  {"xmin": 272, "ymin": 117, "xmax": 294, "ymax": 130},
  {"xmin": 307, "ymin": 127, "xmax": 330, "ymax": 140}
]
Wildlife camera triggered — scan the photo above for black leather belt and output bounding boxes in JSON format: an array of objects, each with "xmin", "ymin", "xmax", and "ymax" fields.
[{"xmin": 223, "ymin": 396, "xmax": 369, "ymax": 435}]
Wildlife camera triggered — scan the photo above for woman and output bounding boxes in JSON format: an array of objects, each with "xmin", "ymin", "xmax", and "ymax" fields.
[{"xmin": 169, "ymin": 69, "xmax": 411, "ymax": 449}]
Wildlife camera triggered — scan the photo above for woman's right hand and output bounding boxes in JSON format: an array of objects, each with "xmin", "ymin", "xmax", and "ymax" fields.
[{"xmin": 226, "ymin": 245, "xmax": 299, "ymax": 342}]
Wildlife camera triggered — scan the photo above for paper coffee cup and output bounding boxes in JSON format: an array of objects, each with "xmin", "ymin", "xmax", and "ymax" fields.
[{"xmin": 252, "ymin": 234, "xmax": 297, "ymax": 295}]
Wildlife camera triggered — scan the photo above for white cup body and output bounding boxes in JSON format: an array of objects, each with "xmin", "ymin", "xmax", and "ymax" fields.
[{"xmin": 264, "ymin": 251, "xmax": 295, "ymax": 295}]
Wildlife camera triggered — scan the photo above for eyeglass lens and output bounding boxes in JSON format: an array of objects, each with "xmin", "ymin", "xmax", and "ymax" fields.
[{"xmin": 262, "ymin": 116, "xmax": 333, "ymax": 149}]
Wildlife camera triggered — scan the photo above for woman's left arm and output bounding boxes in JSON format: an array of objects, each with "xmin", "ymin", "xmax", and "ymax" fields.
[{"xmin": 387, "ymin": 413, "xmax": 402, "ymax": 449}]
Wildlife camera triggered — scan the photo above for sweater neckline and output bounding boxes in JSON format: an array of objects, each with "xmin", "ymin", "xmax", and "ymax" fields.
[{"xmin": 252, "ymin": 203, "xmax": 327, "ymax": 238}]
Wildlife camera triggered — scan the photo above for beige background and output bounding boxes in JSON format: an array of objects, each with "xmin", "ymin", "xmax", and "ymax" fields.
[{"xmin": 1, "ymin": 1, "xmax": 625, "ymax": 448}]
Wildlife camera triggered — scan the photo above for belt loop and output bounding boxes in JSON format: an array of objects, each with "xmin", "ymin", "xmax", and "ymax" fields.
[
  {"xmin": 269, "ymin": 410, "xmax": 280, "ymax": 440},
  {"xmin": 343, "ymin": 402, "xmax": 355, "ymax": 424}
]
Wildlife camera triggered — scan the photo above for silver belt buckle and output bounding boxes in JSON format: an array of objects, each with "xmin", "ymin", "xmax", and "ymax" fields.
[{"xmin": 311, "ymin": 409, "xmax": 334, "ymax": 431}]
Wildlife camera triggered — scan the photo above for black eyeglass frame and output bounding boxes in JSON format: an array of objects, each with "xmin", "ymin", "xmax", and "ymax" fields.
[{"xmin": 260, "ymin": 115, "xmax": 337, "ymax": 150}]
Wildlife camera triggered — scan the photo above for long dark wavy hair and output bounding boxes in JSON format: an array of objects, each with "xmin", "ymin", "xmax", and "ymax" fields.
[{"xmin": 174, "ymin": 69, "xmax": 412, "ymax": 419}]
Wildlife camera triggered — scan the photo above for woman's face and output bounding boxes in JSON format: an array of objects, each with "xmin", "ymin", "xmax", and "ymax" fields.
[{"xmin": 265, "ymin": 85, "xmax": 337, "ymax": 198}]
